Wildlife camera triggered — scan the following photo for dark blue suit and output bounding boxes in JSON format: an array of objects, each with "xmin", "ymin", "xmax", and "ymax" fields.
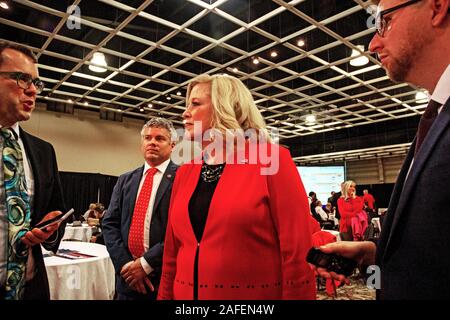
[
  {"xmin": 103, "ymin": 161, "xmax": 178, "ymax": 299},
  {"xmin": 20, "ymin": 128, "xmax": 66, "ymax": 300},
  {"xmin": 376, "ymin": 97, "xmax": 450, "ymax": 299}
]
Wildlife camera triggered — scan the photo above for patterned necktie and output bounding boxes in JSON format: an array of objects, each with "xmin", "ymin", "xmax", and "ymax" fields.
[
  {"xmin": 128, "ymin": 167, "xmax": 158, "ymax": 259},
  {"xmin": 1, "ymin": 128, "xmax": 31, "ymax": 300},
  {"xmin": 415, "ymin": 100, "xmax": 442, "ymax": 155}
]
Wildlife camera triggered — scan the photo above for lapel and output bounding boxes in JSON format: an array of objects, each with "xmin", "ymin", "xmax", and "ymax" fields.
[
  {"xmin": 152, "ymin": 160, "xmax": 177, "ymax": 216},
  {"xmin": 18, "ymin": 127, "xmax": 40, "ymax": 224},
  {"xmin": 383, "ymin": 98, "xmax": 450, "ymax": 258},
  {"xmin": 125, "ymin": 166, "xmax": 144, "ymax": 235}
]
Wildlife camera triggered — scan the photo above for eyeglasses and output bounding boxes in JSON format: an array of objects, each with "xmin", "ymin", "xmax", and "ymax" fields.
[
  {"xmin": 375, "ymin": 0, "xmax": 422, "ymax": 37},
  {"xmin": 376, "ymin": 0, "xmax": 450, "ymax": 37},
  {"xmin": 0, "ymin": 71, "xmax": 45, "ymax": 94}
]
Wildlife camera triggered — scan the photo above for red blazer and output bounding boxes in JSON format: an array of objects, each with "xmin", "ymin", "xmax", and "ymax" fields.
[
  {"xmin": 158, "ymin": 144, "xmax": 316, "ymax": 300},
  {"xmin": 337, "ymin": 196, "xmax": 364, "ymax": 233},
  {"xmin": 363, "ymin": 194, "xmax": 375, "ymax": 210}
]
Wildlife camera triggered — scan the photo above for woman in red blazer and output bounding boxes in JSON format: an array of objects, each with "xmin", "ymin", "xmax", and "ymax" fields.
[
  {"xmin": 337, "ymin": 180, "xmax": 364, "ymax": 241},
  {"xmin": 157, "ymin": 74, "xmax": 316, "ymax": 300}
]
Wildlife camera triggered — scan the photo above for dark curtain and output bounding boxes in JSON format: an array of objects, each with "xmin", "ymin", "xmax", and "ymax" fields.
[{"xmin": 60, "ymin": 172, "xmax": 118, "ymax": 220}]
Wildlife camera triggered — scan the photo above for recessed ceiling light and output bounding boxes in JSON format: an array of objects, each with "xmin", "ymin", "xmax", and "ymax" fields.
[
  {"xmin": 148, "ymin": 103, "xmax": 153, "ymax": 108},
  {"xmin": 176, "ymin": 91, "xmax": 182, "ymax": 96},
  {"xmin": 139, "ymin": 107, "xmax": 144, "ymax": 112},
  {"xmin": 67, "ymin": 99, "xmax": 73, "ymax": 104},
  {"xmin": 297, "ymin": 39, "xmax": 305, "ymax": 47},
  {"xmin": 166, "ymin": 95, "xmax": 171, "ymax": 101},
  {"xmin": 270, "ymin": 51, "xmax": 278, "ymax": 58},
  {"xmin": 232, "ymin": 67, "xmax": 238, "ymax": 73},
  {"xmin": 83, "ymin": 101, "xmax": 88, "ymax": 106},
  {"xmin": 350, "ymin": 45, "xmax": 369, "ymax": 67},
  {"xmin": 252, "ymin": 57, "xmax": 260, "ymax": 65},
  {"xmin": 0, "ymin": 2, "xmax": 9, "ymax": 9}
]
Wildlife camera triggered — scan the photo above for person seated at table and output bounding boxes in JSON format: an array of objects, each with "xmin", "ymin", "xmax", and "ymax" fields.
[
  {"xmin": 86, "ymin": 203, "xmax": 105, "ymax": 227},
  {"xmin": 315, "ymin": 201, "xmax": 335, "ymax": 230},
  {"xmin": 82, "ymin": 203, "xmax": 96, "ymax": 221}
]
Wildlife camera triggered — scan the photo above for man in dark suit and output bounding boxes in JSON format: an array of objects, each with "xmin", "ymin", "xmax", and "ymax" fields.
[
  {"xmin": 0, "ymin": 41, "xmax": 66, "ymax": 300},
  {"xmin": 103, "ymin": 117, "xmax": 178, "ymax": 300},
  {"xmin": 315, "ymin": 0, "xmax": 450, "ymax": 299}
]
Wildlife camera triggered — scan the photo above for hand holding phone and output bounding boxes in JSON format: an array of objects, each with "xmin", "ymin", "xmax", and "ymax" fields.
[
  {"xmin": 306, "ymin": 247, "xmax": 357, "ymax": 277},
  {"xmin": 35, "ymin": 208, "xmax": 74, "ymax": 230}
]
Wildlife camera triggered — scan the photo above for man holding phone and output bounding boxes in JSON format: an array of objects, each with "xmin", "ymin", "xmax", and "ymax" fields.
[
  {"xmin": 315, "ymin": 0, "xmax": 450, "ymax": 299},
  {"xmin": 0, "ymin": 41, "xmax": 66, "ymax": 300}
]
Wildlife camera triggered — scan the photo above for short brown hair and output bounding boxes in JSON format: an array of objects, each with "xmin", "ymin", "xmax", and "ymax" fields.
[{"xmin": 0, "ymin": 41, "xmax": 37, "ymax": 66}]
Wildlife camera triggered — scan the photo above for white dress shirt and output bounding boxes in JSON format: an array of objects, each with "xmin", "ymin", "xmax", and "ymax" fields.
[
  {"xmin": 136, "ymin": 158, "xmax": 170, "ymax": 274},
  {"xmin": 431, "ymin": 64, "xmax": 450, "ymax": 107},
  {"xmin": 406, "ymin": 64, "xmax": 450, "ymax": 179},
  {"xmin": 315, "ymin": 205, "xmax": 329, "ymax": 221}
]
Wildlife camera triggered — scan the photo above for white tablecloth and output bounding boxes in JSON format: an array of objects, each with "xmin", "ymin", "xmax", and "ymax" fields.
[
  {"xmin": 62, "ymin": 223, "xmax": 94, "ymax": 242},
  {"xmin": 43, "ymin": 242, "xmax": 115, "ymax": 300}
]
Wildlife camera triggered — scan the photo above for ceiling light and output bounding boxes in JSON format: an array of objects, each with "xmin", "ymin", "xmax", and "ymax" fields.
[
  {"xmin": 297, "ymin": 39, "xmax": 305, "ymax": 47},
  {"xmin": 139, "ymin": 107, "xmax": 145, "ymax": 112},
  {"xmin": 0, "ymin": 2, "xmax": 9, "ymax": 9},
  {"xmin": 67, "ymin": 99, "xmax": 73, "ymax": 104},
  {"xmin": 89, "ymin": 52, "xmax": 107, "ymax": 73},
  {"xmin": 166, "ymin": 95, "xmax": 171, "ymax": 101},
  {"xmin": 270, "ymin": 51, "xmax": 278, "ymax": 58},
  {"xmin": 232, "ymin": 67, "xmax": 238, "ymax": 73},
  {"xmin": 415, "ymin": 91, "xmax": 429, "ymax": 104},
  {"xmin": 148, "ymin": 103, "xmax": 153, "ymax": 108},
  {"xmin": 83, "ymin": 101, "xmax": 88, "ymax": 106},
  {"xmin": 305, "ymin": 114, "xmax": 316, "ymax": 125},
  {"xmin": 252, "ymin": 57, "xmax": 260, "ymax": 65},
  {"xmin": 176, "ymin": 91, "xmax": 182, "ymax": 96},
  {"xmin": 350, "ymin": 45, "xmax": 369, "ymax": 67}
]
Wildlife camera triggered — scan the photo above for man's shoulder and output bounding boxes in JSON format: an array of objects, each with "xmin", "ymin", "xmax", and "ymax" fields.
[
  {"xmin": 20, "ymin": 127, "xmax": 53, "ymax": 148},
  {"xmin": 119, "ymin": 166, "xmax": 143, "ymax": 179}
]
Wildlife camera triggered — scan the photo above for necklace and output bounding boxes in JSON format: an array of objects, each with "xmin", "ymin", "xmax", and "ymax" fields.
[{"xmin": 201, "ymin": 163, "xmax": 225, "ymax": 183}]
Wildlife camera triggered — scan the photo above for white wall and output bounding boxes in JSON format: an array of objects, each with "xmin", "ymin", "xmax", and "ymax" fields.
[{"xmin": 21, "ymin": 105, "xmax": 145, "ymax": 176}]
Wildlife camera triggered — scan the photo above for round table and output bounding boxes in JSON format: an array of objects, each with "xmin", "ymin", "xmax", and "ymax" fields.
[
  {"xmin": 62, "ymin": 223, "xmax": 95, "ymax": 242},
  {"xmin": 43, "ymin": 242, "xmax": 115, "ymax": 300}
]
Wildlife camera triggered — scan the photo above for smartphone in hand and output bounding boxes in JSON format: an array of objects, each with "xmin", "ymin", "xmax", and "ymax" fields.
[
  {"xmin": 306, "ymin": 247, "xmax": 357, "ymax": 277},
  {"xmin": 35, "ymin": 208, "xmax": 74, "ymax": 230}
]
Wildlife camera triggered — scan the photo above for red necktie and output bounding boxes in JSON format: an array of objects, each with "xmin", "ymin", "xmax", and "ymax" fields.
[
  {"xmin": 415, "ymin": 100, "xmax": 441, "ymax": 155},
  {"xmin": 128, "ymin": 167, "xmax": 158, "ymax": 258}
]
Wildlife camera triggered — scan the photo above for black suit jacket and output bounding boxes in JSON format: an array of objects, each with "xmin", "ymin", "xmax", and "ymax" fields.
[
  {"xmin": 19, "ymin": 128, "xmax": 66, "ymax": 300},
  {"xmin": 102, "ymin": 161, "xmax": 178, "ymax": 298},
  {"xmin": 376, "ymin": 97, "xmax": 450, "ymax": 299}
]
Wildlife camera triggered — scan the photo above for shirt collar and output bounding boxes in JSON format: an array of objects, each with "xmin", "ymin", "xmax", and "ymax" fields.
[
  {"xmin": 143, "ymin": 158, "xmax": 171, "ymax": 176},
  {"xmin": 0, "ymin": 123, "xmax": 20, "ymax": 140},
  {"xmin": 431, "ymin": 64, "xmax": 450, "ymax": 105},
  {"xmin": 10, "ymin": 123, "xmax": 20, "ymax": 140}
]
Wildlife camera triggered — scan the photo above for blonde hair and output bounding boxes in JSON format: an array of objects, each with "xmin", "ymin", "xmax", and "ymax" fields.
[
  {"xmin": 341, "ymin": 180, "xmax": 357, "ymax": 200},
  {"xmin": 186, "ymin": 74, "xmax": 270, "ymax": 142}
]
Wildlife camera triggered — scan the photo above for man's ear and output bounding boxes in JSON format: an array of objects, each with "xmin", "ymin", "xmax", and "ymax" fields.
[{"xmin": 430, "ymin": 0, "xmax": 450, "ymax": 26}]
